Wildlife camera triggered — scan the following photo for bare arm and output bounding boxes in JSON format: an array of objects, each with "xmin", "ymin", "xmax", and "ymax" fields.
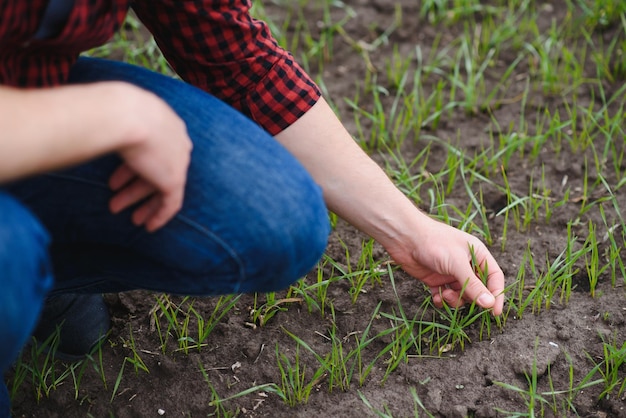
[
  {"xmin": 276, "ymin": 98, "xmax": 505, "ymax": 315},
  {"xmin": 0, "ymin": 83, "xmax": 192, "ymax": 231},
  {"xmin": 0, "ymin": 83, "xmax": 128, "ymax": 181}
]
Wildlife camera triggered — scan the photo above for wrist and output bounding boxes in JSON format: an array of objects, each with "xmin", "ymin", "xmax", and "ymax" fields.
[
  {"xmin": 98, "ymin": 82, "xmax": 153, "ymax": 151},
  {"xmin": 360, "ymin": 194, "xmax": 434, "ymax": 261}
]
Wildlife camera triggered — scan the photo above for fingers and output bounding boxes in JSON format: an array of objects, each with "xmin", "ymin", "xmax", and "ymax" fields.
[
  {"xmin": 109, "ymin": 177, "xmax": 156, "ymax": 214},
  {"xmin": 423, "ymin": 271, "xmax": 476, "ymax": 310},
  {"xmin": 109, "ymin": 164, "xmax": 135, "ymax": 191},
  {"xmin": 430, "ymin": 279, "xmax": 496, "ymax": 313},
  {"xmin": 110, "ymin": 187, "xmax": 181, "ymax": 232},
  {"xmin": 131, "ymin": 195, "xmax": 172, "ymax": 232},
  {"xmin": 425, "ymin": 243, "xmax": 505, "ymax": 315},
  {"xmin": 482, "ymin": 251, "xmax": 505, "ymax": 316},
  {"xmin": 457, "ymin": 258, "xmax": 496, "ymax": 309},
  {"xmin": 430, "ymin": 286, "xmax": 465, "ymax": 309},
  {"xmin": 452, "ymin": 244, "xmax": 504, "ymax": 315},
  {"xmin": 108, "ymin": 165, "xmax": 183, "ymax": 232},
  {"xmin": 142, "ymin": 188, "xmax": 183, "ymax": 232}
]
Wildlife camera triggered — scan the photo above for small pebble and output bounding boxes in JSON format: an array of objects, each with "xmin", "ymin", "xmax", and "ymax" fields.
[{"xmin": 158, "ymin": 409, "xmax": 165, "ymax": 415}]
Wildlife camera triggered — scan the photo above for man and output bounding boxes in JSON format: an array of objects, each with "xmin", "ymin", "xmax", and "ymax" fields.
[{"xmin": 0, "ymin": 1, "xmax": 505, "ymax": 415}]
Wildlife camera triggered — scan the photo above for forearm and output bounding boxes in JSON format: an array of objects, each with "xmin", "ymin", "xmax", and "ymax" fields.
[
  {"xmin": 275, "ymin": 98, "xmax": 428, "ymax": 252},
  {"xmin": 0, "ymin": 83, "xmax": 143, "ymax": 183}
]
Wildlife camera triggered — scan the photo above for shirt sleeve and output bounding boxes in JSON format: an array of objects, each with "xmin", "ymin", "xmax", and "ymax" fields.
[{"xmin": 132, "ymin": 0, "xmax": 321, "ymax": 135}]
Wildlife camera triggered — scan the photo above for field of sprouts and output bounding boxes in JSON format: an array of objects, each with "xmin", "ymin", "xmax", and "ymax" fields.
[{"xmin": 7, "ymin": 0, "xmax": 626, "ymax": 417}]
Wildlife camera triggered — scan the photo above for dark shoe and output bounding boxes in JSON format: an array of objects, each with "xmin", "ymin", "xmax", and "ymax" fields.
[{"xmin": 32, "ymin": 294, "xmax": 110, "ymax": 361}]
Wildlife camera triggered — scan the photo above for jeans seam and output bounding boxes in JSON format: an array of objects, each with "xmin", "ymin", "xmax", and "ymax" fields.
[
  {"xmin": 175, "ymin": 213, "xmax": 246, "ymax": 293},
  {"xmin": 45, "ymin": 172, "xmax": 110, "ymax": 189}
]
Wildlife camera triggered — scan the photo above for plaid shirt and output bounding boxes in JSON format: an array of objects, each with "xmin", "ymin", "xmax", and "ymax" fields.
[{"xmin": 0, "ymin": 0, "xmax": 321, "ymax": 134}]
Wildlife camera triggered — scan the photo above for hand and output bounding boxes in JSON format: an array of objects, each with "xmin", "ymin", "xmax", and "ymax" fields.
[
  {"xmin": 107, "ymin": 86, "xmax": 193, "ymax": 232},
  {"xmin": 390, "ymin": 219, "xmax": 505, "ymax": 315}
]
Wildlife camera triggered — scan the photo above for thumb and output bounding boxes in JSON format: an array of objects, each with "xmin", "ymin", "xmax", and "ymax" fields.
[{"xmin": 455, "ymin": 261, "xmax": 495, "ymax": 309}]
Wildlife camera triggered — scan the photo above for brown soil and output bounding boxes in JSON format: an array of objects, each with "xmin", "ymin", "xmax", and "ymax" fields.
[{"xmin": 7, "ymin": 1, "xmax": 626, "ymax": 417}]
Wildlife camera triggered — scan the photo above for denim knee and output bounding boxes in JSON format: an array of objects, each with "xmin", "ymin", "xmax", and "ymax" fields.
[
  {"xmin": 235, "ymin": 180, "xmax": 330, "ymax": 294},
  {"xmin": 0, "ymin": 192, "xmax": 53, "ymax": 374}
]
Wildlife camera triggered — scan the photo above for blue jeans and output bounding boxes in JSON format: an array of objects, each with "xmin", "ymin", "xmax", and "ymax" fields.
[{"xmin": 0, "ymin": 58, "xmax": 330, "ymax": 416}]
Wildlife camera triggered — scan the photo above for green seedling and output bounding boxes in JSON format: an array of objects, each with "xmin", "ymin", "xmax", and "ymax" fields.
[
  {"xmin": 586, "ymin": 333, "xmax": 626, "ymax": 400},
  {"xmin": 358, "ymin": 386, "xmax": 436, "ymax": 418},
  {"xmin": 199, "ymin": 361, "xmax": 276, "ymax": 417},
  {"xmin": 120, "ymin": 324, "xmax": 149, "ymax": 374},
  {"xmin": 274, "ymin": 343, "xmax": 325, "ymax": 406},
  {"xmin": 250, "ymin": 292, "xmax": 301, "ymax": 327}
]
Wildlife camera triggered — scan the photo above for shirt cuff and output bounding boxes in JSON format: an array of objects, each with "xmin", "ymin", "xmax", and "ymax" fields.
[{"xmin": 242, "ymin": 55, "xmax": 321, "ymax": 136}]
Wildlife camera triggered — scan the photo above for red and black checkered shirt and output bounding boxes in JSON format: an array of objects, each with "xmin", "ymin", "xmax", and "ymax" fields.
[{"xmin": 0, "ymin": 0, "xmax": 321, "ymax": 134}]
